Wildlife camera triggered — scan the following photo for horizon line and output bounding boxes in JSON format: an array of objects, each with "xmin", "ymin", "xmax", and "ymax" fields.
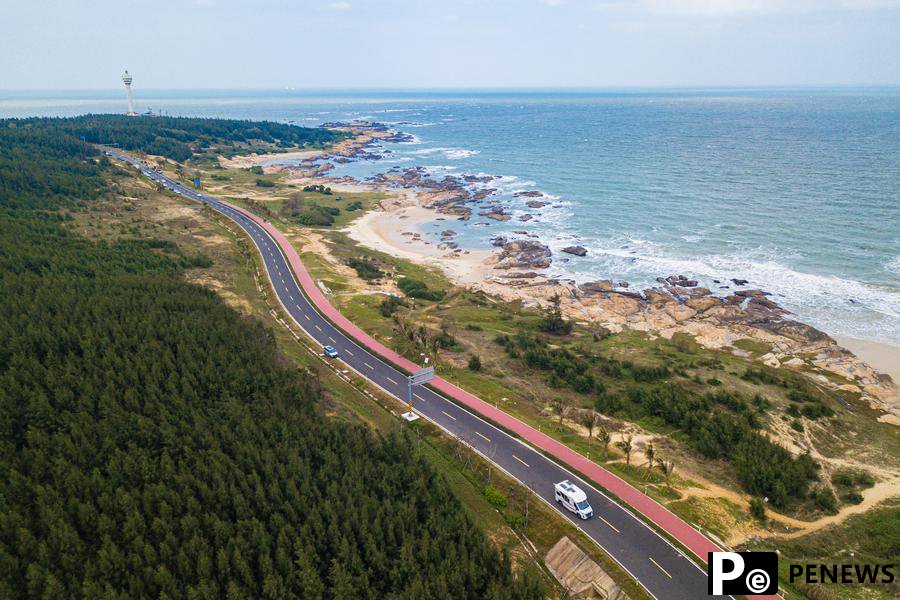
[{"xmin": 2, "ymin": 83, "xmax": 900, "ymax": 95}]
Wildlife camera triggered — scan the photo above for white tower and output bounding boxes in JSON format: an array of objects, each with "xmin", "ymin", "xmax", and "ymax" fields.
[{"xmin": 122, "ymin": 70, "xmax": 137, "ymax": 116}]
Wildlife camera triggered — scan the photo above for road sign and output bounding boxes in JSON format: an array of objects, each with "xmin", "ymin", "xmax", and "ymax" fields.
[
  {"xmin": 409, "ymin": 366, "xmax": 434, "ymax": 386},
  {"xmin": 402, "ymin": 366, "xmax": 435, "ymax": 422}
]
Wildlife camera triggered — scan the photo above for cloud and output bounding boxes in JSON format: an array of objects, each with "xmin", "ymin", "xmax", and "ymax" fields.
[
  {"xmin": 594, "ymin": 0, "xmax": 900, "ymax": 16},
  {"xmin": 542, "ymin": 0, "xmax": 565, "ymax": 6}
]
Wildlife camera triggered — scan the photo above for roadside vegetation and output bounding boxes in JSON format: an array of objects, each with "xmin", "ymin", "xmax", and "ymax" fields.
[{"xmin": 0, "ymin": 118, "xmax": 543, "ymax": 599}]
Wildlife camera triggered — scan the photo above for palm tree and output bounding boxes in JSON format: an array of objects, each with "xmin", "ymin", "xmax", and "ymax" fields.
[
  {"xmin": 645, "ymin": 442, "xmax": 656, "ymax": 473},
  {"xmin": 552, "ymin": 396, "xmax": 570, "ymax": 430},
  {"xmin": 616, "ymin": 435, "xmax": 633, "ymax": 466},
  {"xmin": 597, "ymin": 427, "xmax": 611, "ymax": 458},
  {"xmin": 578, "ymin": 410, "xmax": 598, "ymax": 445},
  {"xmin": 658, "ymin": 459, "xmax": 675, "ymax": 487}
]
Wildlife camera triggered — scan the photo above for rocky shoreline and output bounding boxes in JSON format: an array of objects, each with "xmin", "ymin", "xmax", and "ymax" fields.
[{"xmin": 254, "ymin": 122, "xmax": 900, "ymax": 422}]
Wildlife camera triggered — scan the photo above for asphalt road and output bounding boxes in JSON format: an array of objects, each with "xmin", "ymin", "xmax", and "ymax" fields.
[{"xmin": 109, "ymin": 150, "xmax": 727, "ymax": 600}]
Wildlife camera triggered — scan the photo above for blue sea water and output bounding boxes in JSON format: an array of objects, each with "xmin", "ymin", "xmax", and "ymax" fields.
[{"xmin": 3, "ymin": 88, "xmax": 898, "ymax": 344}]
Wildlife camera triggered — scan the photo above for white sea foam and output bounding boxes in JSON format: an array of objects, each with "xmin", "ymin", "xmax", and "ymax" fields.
[
  {"xmin": 405, "ymin": 146, "xmax": 479, "ymax": 159},
  {"xmin": 886, "ymin": 256, "xmax": 900, "ymax": 277},
  {"xmin": 560, "ymin": 243, "xmax": 900, "ymax": 337}
]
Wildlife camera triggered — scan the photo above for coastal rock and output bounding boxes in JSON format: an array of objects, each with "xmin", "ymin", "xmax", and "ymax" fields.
[
  {"xmin": 579, "ymin": 280, "xmax": 614, "ymax": 294},
  {"xmin": 494, "ymin": 240, "xmax": 552, "ymax": 270},
  {"xmin": 479, "ymin": 207, "xmax": 512, "ymax": 221},
  {"xmin": 440, "ymin": 229, "xmax": 457, "ymax": 238},
  {"xmin": 665, "ymin": 274, "xmax": 699, "ymax": 288},
  {"xmin": 514, "ymin": 190, "xmax": 544, "ymax": 198},
  {"xmin": 518, "ymin": 214, "xmax": 534, "ymax": 222},
  {"xmin": 561, "ymin": 245, "xmax": 588, "ymax": 257},
  {"xmin": 490, "ymin": 235, "xmax": 508, "ymax": 247},
  {"xmin": 731, "ymin": 278, "xmax": 749, "ymax": 286},
  {"xmin": 526, "ymin": 200, "xmax": 550, "ymax": 209}
]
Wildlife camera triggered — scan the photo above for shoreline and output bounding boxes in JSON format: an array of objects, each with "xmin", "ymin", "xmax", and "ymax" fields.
[
  {"xmin": 834, "ymin": 336, "xmax": 900, "ymax": 387},
  {"xmin": 262, "ymin": 125, "xmax": 900, "ymax": 421}
]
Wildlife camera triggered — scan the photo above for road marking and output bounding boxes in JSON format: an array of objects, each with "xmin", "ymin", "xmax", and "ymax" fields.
[
  {"xmin": 649, "ymin": 557, "xmax": 672, "ymax": 579},
  {"xmin": 413, "ymin": 393, "xmax": 426, "ymax": 401},
  {"xmin": 328, "ymin": 336, "xmax": 336, "ymax": 344},
  {"xmin": 598, "ymin": 515, "xmax": 620, "ymax": 533},
  {"xmin": 512, "ymin": 454, "xmax": 530, "ymax": 468},
  {"xmin": 344, "ymin": 349, "xmax": 354, "ymax": 356},
  {"xmin": 364, "ymin": 363, "xmax": 374, "ymax": 370},
  {"xmin": 386, "ymin": 376, "xmax": 399, "ymax": 385},
  {"xmin": 441, "ymin": 410, "xmax": 457, "ymax": 421},
  {"xmin": 314, "ymin": 325, "xmax": 321, "ymax": 332},
  {"xmin": 475, "ymin": 431, "xmax": 491, "ymax": 443},
  {"xmin": 304, "ymin": 314, "xmax": 310, "ymax": 320}
]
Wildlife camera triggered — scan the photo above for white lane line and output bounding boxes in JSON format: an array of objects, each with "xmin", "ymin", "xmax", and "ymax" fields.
[
  {"xmin": 344, "ymin": 349, "xmax": 354, "ymax": 356},
  {"xmin": 512, "ymin": 454, "xmax": 530, "ymax": 468},
  {"xmin": 386, "ymin": 376, "xmax": 399, "ymax": 385},
  {"xmin": 649, "ymin": 557, "xmax": 672, "ymax": 579},
  {"xmin": 413, "ymin": 393, "xmax": 426, "ymax": 401},
  {"xmin": 475, "ymin": 431, "xmax": 491, "ymax": 443},
  {"xmin": 441, "ymin": 410, "xmax": 457, "ymax": 421},
  {"xmin": 304, "ymin": 314, "xmax": 310, "ymax": 320},
  {"xmin": 599, "ymin": 515, "xmax": 620, "ymax": 533},
  {"xmin": 328, "ymin": 336, "xmax": 336, "ymax": 344},
  {"xmin": 364, "ymin": 363, "xmax": 374, "ymax": 370},
  {"xmin": 314, "ymin": 325, "xmax": 321, "ymax": 332}
]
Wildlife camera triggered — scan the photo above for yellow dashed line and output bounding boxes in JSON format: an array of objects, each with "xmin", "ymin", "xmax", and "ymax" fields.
[{"xmin": 598, "ymin": 515, "xmax": 620, "ymax": 533}]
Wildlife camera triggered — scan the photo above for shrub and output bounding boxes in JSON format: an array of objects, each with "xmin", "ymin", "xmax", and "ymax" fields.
[
  {"xmin": 483, "ymin": 485, "xmax": 507, "ymax": 509},
  {"xmin": 249, "ymin": 165, "xmax": 264, "ymax": 175},
  {"xmin": 397, "ymin": 278, "xmax": 444, "ymax": 301},
  {"xmin": 468, "ymin": 355, "xmax": 482, "ymax": 372},
  {"xmin": 255, "ymin": 178, "xmax": 275, "ymax": 187},
  {"xmin": 538, "ymin": 295, "xmax": 572, "ymax": 335},
  {"xmin": 346, "ymin": 201, "xmax": 363, "ymax": 211},
  {"xmin": 347, "ymin": 257, "xmax": 383, "ymax": 280},
  {"xmin": 812, "ymin": 487, "xmax": 838, "ymax": 514},
  {"xmin": 749, "ymin": 497, "xmax": 767, "ymax": 522},
  {"xmin": 842, "ymin": 491, "xmax": 864, "ymax": 505},
  {"xmin": 379, "ymin": 296, "xmax": 406, "ymax": 317}
]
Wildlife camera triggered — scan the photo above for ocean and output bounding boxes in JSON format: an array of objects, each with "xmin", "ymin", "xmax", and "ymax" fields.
[{"xmin": 2, "ymin": 88, "xmax": 898, "ymax": 345}]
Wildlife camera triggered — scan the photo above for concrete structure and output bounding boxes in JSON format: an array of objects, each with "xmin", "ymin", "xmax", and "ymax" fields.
[
  {"xmin": 122, "ymin": 70, "xmax": 137, "ymax": 116},
  {"xmin": 545, "ymin": 537, "xmax": 630, "ymax": 600}
]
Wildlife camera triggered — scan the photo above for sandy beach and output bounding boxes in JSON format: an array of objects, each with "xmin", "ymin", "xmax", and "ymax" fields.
[
  {"xmin": 835, "ymin": 336, "xmax": 900, "ymax": 387},
  {"xmin": 347, "ymin": 204, "xmax": 494, "ymax": 288}
]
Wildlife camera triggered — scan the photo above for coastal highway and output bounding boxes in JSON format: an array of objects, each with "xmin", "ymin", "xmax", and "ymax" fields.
[{"xmin": 108, "ymin": 150, "xmax": 730, "ymax": 600}]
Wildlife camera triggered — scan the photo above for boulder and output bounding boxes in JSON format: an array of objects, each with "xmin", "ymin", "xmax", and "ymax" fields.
[
  {"xmin": 494, "ymin": 240, "xmax": 552, "ymax": 270},
  {"xmin": 561, "ymin": 245, "xmax": 588, "ymax": 257},
  {"xmin": 579, "ymin": 280, "xmax": 614, "ymax": 293}
]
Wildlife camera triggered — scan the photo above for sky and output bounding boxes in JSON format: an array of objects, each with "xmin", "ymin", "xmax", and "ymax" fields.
[{"xmin": 1, "ymin": 0, "xmax": 898, "ymax": 90}]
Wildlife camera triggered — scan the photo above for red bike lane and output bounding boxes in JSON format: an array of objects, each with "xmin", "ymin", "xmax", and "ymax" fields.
[{"xmin": 226, "ymin": 200, "xmax": 782, "ymax": 599}]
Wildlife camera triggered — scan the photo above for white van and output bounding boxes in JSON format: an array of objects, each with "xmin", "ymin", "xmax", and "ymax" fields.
[{"xmin": 554, "ymin": 480, "xmax": 593, "ymax": 520}]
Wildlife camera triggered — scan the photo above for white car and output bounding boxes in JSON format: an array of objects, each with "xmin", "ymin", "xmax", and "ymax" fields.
[{"xmin": 554, "ymin": 480, "xmax": 593, "ymax": 520}]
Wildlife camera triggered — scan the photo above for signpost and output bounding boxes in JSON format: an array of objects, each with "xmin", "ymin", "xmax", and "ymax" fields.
[{"xmin": 402, "ymin": 366, "xmax": 434, "ymax": 421}]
